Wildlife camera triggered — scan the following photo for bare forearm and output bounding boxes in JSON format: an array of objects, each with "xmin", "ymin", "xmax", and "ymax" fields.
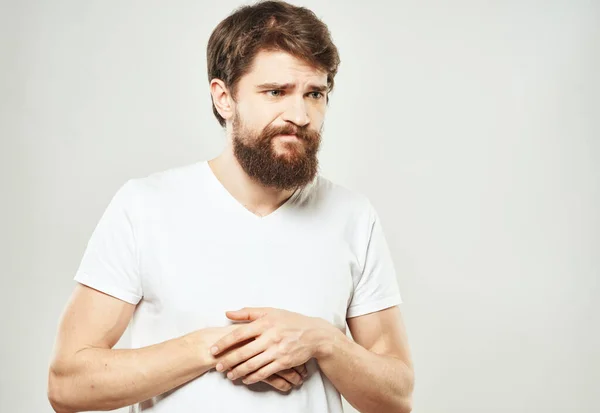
[
  {"xmin": 48, "ymin": 332, "xmax": 212, "ymax": 413},
  {"xmin": 315, "ymin": 329, "xmax": 414, "ymax": 413}
]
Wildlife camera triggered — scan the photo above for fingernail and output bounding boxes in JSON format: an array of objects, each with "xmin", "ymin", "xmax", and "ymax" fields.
[
  {"xmin": 210, "ymin": 346, "xmax": 219, "ymax": 355},
  {"xmin": 216, "ymin": 363, "xmax": 224, "ymax": 372},
  {"xmin": 227, "ymin": 372, "xmax": 234, "ymax": 380}
]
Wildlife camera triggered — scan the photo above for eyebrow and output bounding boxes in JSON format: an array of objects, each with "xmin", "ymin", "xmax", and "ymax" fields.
[{"xmin": 255, "ymin": 82, "xmax": 329, "ymax": 92}]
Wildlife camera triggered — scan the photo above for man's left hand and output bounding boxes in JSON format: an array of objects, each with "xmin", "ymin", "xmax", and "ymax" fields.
[{"xmin": 210, "ymin": 307, "xmax": 333, "ymax": 385}]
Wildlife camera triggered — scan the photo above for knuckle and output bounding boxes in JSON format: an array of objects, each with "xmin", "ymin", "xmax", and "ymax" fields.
[
  {"xmin": 271, "ymin": 331, "xmax": 283, "ymax": 344},
  {"xmin": 277, "ymin": 358, "xmax": 291, "ymax": 370},
  {"xmin": 281, "ymin": 355, "xmax": 292, "ymax": 366}
]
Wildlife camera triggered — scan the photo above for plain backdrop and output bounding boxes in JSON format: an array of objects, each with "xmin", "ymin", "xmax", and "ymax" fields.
[{"xmin": 1, "ymin": 0, "xmax": 599, "ymax": 412}]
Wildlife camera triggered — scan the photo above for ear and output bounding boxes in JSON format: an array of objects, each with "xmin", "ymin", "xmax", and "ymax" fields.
[{"xmin": 210, "ymin": 78, "xmax": 235, "ymax": 122}]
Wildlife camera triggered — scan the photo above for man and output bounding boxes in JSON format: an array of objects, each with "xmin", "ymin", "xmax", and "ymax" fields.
[{"xmin": 48, "ymin": 1, "xmax": 414, "ymax": 412}]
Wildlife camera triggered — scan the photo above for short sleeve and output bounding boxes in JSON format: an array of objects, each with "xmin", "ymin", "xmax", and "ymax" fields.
[
  {"xmin": 347, "ymin": 205, "xmax": 402, "ymax": 318},
  {"xmin": 74, "ymin": 180, "xmax": 143, "ymax": 305}
]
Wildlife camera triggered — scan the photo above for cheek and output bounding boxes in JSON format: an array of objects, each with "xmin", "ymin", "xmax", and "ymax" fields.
[
  {"xmin": 239, "ymin": 101, "xmax": 280, "ymax": 128},
  {"xmin": 309, "ymin": 106, "xmax": 326, "ymax": 127}
]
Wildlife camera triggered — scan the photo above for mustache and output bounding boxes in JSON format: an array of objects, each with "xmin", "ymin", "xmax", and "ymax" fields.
[{"xmin": 261, "ymin": 124, "xmax": 319, "ymax": 142}]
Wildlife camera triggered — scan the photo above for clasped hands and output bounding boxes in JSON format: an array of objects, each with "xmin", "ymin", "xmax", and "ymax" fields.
[{"xmin": 206, "ymin": 307, "xmax": 332, "ymax": 392}]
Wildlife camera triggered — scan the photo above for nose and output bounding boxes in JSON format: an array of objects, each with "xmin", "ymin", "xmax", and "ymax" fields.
[{"xmin": 282, "ymin": 96, "xmax": 310, "ymax": 127}]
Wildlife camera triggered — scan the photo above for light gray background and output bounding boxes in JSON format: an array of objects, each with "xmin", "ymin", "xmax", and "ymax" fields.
[{"xmin": 1, "ymin": 0, "xmax": 598, "ymax": 412}]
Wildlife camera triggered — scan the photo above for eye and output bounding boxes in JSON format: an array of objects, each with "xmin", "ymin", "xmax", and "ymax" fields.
[
  {"xmin": 307, "ymin": 91, "xmax": 324, "ymax": 100},
  {"xmin": 266, "ymin": 90, "xmax": 284, "ymax": 97}
]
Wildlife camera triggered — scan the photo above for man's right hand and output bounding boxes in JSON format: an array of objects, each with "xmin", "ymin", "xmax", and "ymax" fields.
[{"xmin": 197, "ymin": 325, "xmax": 307, "ymax": 392}]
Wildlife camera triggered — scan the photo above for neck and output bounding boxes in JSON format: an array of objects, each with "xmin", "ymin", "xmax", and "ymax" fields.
[{"xmin": 208, "ymin": 144, "xmax": 297, "ymax": 217}]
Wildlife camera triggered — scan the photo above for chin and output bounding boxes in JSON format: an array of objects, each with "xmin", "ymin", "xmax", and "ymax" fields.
[{"xmin": 274, "ymin": 151, "xmax": 306, "ymax": 164}]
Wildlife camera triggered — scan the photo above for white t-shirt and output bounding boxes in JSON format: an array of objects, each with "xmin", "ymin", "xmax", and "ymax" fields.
[{"xmin": 74, "ymin": 160, "xmax": 402, "ymax": 413}]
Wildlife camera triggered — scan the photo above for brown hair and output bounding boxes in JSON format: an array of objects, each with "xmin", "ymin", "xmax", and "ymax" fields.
[{"xmin": 206, "ymin": 0, "xmax": 341, "ymax": 127}]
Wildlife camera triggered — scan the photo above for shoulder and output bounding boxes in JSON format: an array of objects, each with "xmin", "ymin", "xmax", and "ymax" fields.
[
  {"xmin": 299, "ymin": 174, "xmax": 377, "ymax": 225},
  {"xmin": 111, "ymin": 162, "xmax": 204, "ymax": 217},
  {"xmin": 118, "ymin": 161, "xmax": 204, "ymax": 204},
  {"xmin": 128, "ymin": 162, "xmax": 203, "ymax": 194}
]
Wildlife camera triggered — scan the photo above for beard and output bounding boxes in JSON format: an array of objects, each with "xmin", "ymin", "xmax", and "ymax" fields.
[{"xmin": 231, "ymin": 111, "xmax": 322, "ymax": 191}]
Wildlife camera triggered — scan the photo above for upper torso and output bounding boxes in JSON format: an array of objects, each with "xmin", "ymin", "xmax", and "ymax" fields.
[{"xmin": 75, "ymin": 160, "xmax": 401, "ymax": 413}]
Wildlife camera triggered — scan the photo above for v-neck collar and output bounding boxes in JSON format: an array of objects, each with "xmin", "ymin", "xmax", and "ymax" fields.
[{"xmin": 202, "ymin": 160, "xmax": 302, "ymax": 221}]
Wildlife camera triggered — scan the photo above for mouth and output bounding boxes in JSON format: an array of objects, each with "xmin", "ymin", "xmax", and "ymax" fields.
[{"xmin": 276, "ymin": 134, "xmax": 301, "ymax": 141}]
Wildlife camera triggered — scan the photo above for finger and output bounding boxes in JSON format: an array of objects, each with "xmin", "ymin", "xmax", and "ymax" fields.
[
  {"xmin": 276, "ymin": 369, "xmax": 303, "ymax": 386},
  {"xmin": 293, "ymin": 364, "xmax": 308, "ymax": 379},
  {"xmin": 262, "ymin": 375, "xmax": 293, "ymax": 393},
  {"xmin": 211, "ymin": 320, "xmax": 266, "ymax": 356},
  {"xmin": 217, "ymin": 336, "xmax": 269, "ymax": 372},
  {"xmin": 225, "ymin": 307, "xmax": 270, "ymax": 322},
  {"xmin": 243, "ymin": 360, "xmax": 287, "ymax": 385},
  {"xmin": 228, "ymin": 347, "xmax": 277, "ymax": 381}
]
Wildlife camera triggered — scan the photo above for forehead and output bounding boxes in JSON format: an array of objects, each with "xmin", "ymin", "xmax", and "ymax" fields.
[{"xmin": 240, "ymin": 49, "xmax": 327, "ymax": 86}]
